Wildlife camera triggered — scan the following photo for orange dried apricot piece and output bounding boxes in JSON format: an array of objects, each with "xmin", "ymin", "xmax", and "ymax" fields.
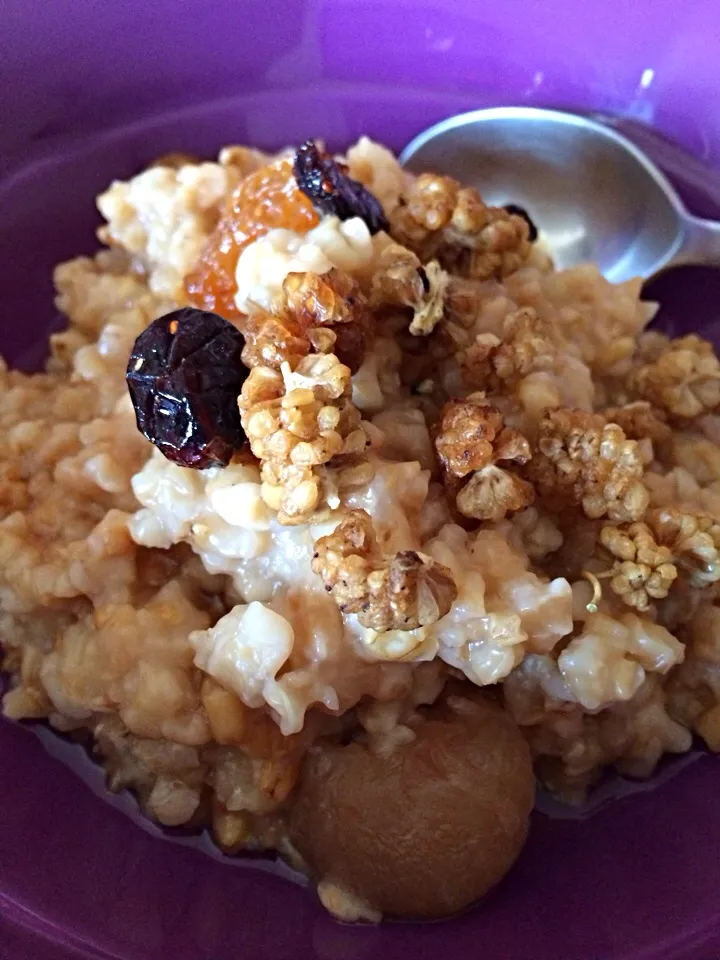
[{"xmin": 185, "ymin": 159, "xmax": 319, "ymax": 318}]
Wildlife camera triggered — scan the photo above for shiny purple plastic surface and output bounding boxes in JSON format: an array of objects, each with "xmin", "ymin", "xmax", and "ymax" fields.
[{"xmin": 2, "ymin": 1, "xmax": 720, "ymax": 957}]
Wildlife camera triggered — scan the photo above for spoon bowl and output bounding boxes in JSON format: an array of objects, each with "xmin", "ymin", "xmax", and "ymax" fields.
[{"xmin": 400, "ymin": 106, "xmax": 720, "ymax": 282}]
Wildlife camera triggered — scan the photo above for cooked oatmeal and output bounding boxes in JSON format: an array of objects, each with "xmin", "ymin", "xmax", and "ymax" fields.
[{"xmin": 2, "ymin": 135, "xmax": 720, "ymax": 919}]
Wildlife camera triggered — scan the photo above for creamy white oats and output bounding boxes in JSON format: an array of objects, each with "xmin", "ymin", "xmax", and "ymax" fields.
[{"xmin": 2, "ymin": 135, "xmax": 720, "ymax": 921}]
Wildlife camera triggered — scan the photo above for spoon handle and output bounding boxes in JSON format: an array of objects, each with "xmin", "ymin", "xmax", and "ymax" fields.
[{"xmin": 671, "ymin": 214, "xmax": 720, "ymax": 268}]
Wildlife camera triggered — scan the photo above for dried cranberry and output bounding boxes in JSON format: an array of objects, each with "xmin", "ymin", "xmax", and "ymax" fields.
[
  {"xmin": 293, "ymin": 139, "xmax": 389, "ymax": 235},
  {"xmin": 503, "ymin": 204, "xmax": 538, "ymax": 242},
  {"xmin": 126, "ymin": 307, "xmax": 248, "ymax": 469}
]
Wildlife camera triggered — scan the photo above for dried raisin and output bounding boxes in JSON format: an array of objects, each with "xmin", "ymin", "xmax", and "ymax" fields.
[
  {"xmin": 503, "ymin": 204, "xmax": 538, "ymax": 242},
  {"xmin": 126, "ymin": 308, "xmax": 248, "ymax": 469},
  {"xmin": 293, "ymin": 140, "xmax": 389, "ymax": 234}
]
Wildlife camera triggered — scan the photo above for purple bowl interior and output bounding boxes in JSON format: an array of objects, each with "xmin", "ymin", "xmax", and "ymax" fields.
[{"xmin": 2, "ymin": 2, "xmax": 720, "ymax": 958}]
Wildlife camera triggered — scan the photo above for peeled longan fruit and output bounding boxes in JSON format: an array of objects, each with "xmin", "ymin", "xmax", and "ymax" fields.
[{"xmin": 289, "ymin": 692, "xmax": 534, "ymax": 919}]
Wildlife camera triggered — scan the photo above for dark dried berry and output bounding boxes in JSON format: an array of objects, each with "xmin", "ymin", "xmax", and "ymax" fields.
[
  {"xmin": 332, "ymin": 320, "xmax": 369, "ymax": 374},
  {"xmin": 293, "ymin": 139, "xmax": 389, "ymax": 235},
  {"xmin": 126, "ymin": 307, "xmax": 248, "ymax": 469},
  {"xmin": 503, "ymin": 204, "xmax": 538, "ymax": 242}
]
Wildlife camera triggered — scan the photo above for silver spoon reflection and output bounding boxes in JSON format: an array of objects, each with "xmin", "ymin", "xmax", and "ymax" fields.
[{"xmin": 400, "ymin": 106, "xmax": 720, "ymax": 283}]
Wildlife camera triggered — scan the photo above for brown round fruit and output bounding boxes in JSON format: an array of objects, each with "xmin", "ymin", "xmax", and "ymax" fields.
[{"xmin": 289, "ymin": 692, "xmax": 535, "ymax": 919}]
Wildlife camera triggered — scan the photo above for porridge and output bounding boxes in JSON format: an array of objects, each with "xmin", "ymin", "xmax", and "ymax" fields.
[{"xmin": 1, "ymin": 135, "xmax": 720, "ymax": 920}]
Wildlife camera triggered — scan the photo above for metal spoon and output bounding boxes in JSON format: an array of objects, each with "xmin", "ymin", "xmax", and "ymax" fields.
[{"xmin": 400, "ymin": 106, "xmax": 720, "ymax": 283}]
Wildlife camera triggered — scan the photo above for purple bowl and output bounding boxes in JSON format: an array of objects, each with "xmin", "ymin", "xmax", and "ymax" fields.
[{"xmin": 2, "ymin": 1, "xmax": 720, "ymax": 957}]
